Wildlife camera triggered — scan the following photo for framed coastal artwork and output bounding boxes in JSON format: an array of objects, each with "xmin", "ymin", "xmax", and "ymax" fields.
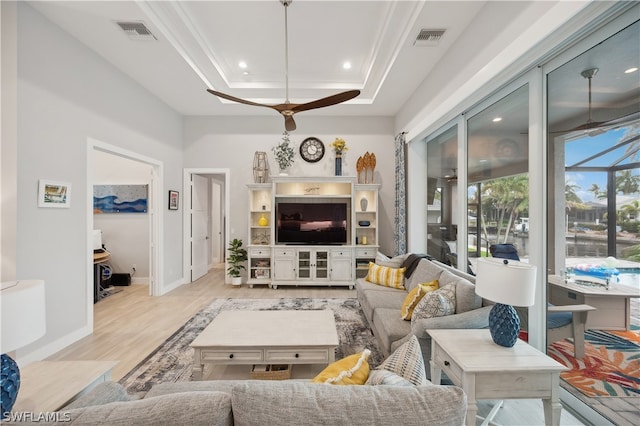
[
  {"xmin": 38, "ymin": 179, "xmax": 71, "ymax": 208},
  {"xmin": 93, "ymin": 184, "xmax": 148, "ymax": 213}
]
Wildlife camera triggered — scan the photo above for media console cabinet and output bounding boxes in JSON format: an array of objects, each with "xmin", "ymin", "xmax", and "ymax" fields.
[{"xmin": 247, "ymin": 177, "xmax": 379, "ymax": 289}]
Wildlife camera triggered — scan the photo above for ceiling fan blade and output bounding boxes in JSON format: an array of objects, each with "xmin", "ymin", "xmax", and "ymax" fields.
[
  {"xmin": 207, "ymin": 89, "xmax": 273, "ymax": 109},
  {"xmin": 284, "ymin": 115, "xmax": 297, "ymax": 131},
  {"xmin": 292, "ymin": 90, "xmax": 361, "ymax": 113}
]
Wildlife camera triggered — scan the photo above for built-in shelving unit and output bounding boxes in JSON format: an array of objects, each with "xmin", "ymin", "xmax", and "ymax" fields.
[{"xmin": 246, "ymin": 177, "xmax": 379, "ymax": 289}]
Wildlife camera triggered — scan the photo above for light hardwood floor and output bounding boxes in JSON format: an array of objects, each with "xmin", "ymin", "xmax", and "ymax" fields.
[{"xmin": 47, "ymin": 266, "xmax": 585, "ymax": 425}]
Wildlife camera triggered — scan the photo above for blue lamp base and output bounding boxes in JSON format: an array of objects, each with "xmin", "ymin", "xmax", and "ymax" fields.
[
  {"xmin": 489, "ymin": 303, "xmax": 521, "ymax": 347},
  {"xmin": 1, "ymin": 353, "xmax": 20, "ymax": 415}
]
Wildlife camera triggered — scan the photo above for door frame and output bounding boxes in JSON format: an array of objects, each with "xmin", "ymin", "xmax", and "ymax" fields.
[
  {"xmin": 87, "ymin": 139, "xmax": 163, "ymax": 328},
  {"xmin": 183, "ymin": 168, "xmax": 230, "ymax": 283}
]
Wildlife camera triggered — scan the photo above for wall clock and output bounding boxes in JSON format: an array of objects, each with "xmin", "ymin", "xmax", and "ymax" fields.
[{"xmin": 299, "ymin": 137, "xmax": 325, "ymax": 163}]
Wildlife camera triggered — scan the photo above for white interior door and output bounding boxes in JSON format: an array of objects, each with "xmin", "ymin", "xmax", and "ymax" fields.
[
  {"xmin": 211, "ymin": 182, "xmax": 222, "ymax": 264},
  {"xmin": 191, "ymin": 174, "xmax": 209, "ymax": 281}
]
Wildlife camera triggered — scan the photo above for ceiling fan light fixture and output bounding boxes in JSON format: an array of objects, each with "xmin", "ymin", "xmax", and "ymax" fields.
[{"xmin": 580, "ymin": 67, "xmax": 598, "ymax": 80}]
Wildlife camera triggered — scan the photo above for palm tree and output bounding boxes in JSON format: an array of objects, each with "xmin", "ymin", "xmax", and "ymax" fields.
[
  {"xmin": 620, "ymin": 200, "xmax": 640, "ymax": 221},
  {"xmin": 588, "ymin": 183, "xmax": 606, "ymax": 200},
  {"xmin": 481, "ymin": 174, "xmax": 528, "ymax": 243},
  {"xmin": 616, "ymin": 169, "xmax": 640, "ymax": 194},
  {"xmin": 564, "ymin": 181, "xmax": 588, "ymax": 223}
]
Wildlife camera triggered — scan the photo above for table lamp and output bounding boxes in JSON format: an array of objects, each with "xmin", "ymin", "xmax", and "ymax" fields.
[
  {"xmin": 475, "ymin": 258, "xmax": 536, "ymax": 347},
  {"xmin": 1, "ymin": 280, "xmax": 46, "ymax": 414}
]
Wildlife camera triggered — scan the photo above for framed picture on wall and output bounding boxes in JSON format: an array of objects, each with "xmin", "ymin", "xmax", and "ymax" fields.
[
  {"xmin": 38, "ymin": 179, "xmax": 71, "ymax": 208},
  {"xmin": 168, "ymin": 190, "xmax": 179, "ymax": 210}
]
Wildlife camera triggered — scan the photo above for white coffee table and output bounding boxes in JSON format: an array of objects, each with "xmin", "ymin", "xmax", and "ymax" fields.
[
  {"xmin": 428, "ymin": 329, "xmax": 567, "ymax": 426},
  {"xmin": 191, "ymin": 310, "xmax": 339, "ymax": 380}
]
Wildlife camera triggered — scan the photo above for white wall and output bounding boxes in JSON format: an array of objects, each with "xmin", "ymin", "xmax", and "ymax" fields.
[
  {"xmin": 15, "ymin": 3, "xmax": 183, "ymax": 360},
  {"xmin": 183, "ymin": 116, "xmax": 397, "ymax": 256},
  {"xmin": 93, "ymin": 150, "xmax": 151, "ymax": 282},
  {"xmin": 1, "ymin": 1, "xmax": 18, "ymax": 282}
]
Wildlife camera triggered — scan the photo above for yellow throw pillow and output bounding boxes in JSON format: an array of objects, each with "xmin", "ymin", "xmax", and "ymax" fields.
[
  {"xmin": 311, "ymin": 349, "xmax": 371, "ymax": 385},
  {"xmin": 365, "ymin": 262, "xmax": 406, "ymax": 289},
  {"xmin": 400, "ymin": 280, "xmax": 439, "ymax": 320}
]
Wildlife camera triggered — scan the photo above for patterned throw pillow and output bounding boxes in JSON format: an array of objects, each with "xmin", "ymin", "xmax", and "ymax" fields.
[
  {"xmin": 400, "ymin": 280, "xmax": 439, "ymax": 320},
  {"xmin": 311, "ymin": 349, "xmax": 371, "ymax": 385},
  {"xmin": 375, "ymin": 252, "xmax": 407, "ymax": 268},
  {"xmin": 411, "ymin": 283, "xmax": 456, "ymax": 324},
  {"xmin": 365, "ymin": 370, "xmax": 414, "ymax": 386},
  {"xmin": 365, "ymin": 262, "xmax": 406, "ymax": 289},
  {"xmin": 366, "ymin": 335, "xmax": 428, "ymax": 386}
]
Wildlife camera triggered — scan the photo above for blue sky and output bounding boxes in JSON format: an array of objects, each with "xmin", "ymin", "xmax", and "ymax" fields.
[{"xmin": 565, "ymin": 126, "xmax": 639, "ymax": 203}]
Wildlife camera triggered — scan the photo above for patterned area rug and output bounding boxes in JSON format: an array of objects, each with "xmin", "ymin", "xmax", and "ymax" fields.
[
  {"xmin": 119, "ymin": 298, "xmax": 384, "ymax": 393},
  {"xmin": 547, "ymin": 328, "xmax": 640, "ymax": 397}
]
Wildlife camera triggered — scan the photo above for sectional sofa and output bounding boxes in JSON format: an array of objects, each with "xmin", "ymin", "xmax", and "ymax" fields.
[
  {"xmin": 356, "ymin": 254, "xmax": 492, "ymax": 377},
  {"xmin": 9, "ymin": 379, "xmax": 467, "ymax": 425}
]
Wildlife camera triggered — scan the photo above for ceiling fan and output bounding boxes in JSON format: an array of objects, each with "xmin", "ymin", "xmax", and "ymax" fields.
[
  {"xmin": 206, "ymin": 0, "xmax": 360, "ymax": 131},
  {"xmin": 550, "ymin": 68, "xmax": 611, "ymax": 135}
]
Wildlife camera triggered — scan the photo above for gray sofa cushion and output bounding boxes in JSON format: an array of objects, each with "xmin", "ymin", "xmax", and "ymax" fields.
[
  {"xmin": 358, "ymin": 287, "xmax": 406, "ymax": 324},
  {"xmin": 454, "ymin": 278, "xmax": 482, "ymax": 313},
  {"xmin": 371, "ymin": 308, "xmax": 411, "ymax": 354},
  {"xmin": 404, "ymin": 259, "xmax": 444, "ymax": 292},
  {"xmin": 50, "ymin": 392, "xmax": 232, "ymax": 426},
  {"xmin": 231, "ymin": 381, "xmax": 466, "ymax": 426},
  {"xmin": 63, "ymin": 382, "xmax": 131, "ymax": 410},
  {"xmin": 145, "ymin": 380, "xmax": 254, "ymax": 398}
]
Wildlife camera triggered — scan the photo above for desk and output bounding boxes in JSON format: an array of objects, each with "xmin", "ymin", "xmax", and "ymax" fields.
[
  {"xmin": 548, "ymin": 274, "xmax": 639, "ymax": 330},
  {"xmin": 428, "ymin": 329, "xmax": 566, "ymax": 426},
  {"xmin": 93, "ymin": 250, "xmax": 110, "ymax": 303},
  {"xmin": 13, "ymin": 360, "xmax": 117, "ymax": 413}
]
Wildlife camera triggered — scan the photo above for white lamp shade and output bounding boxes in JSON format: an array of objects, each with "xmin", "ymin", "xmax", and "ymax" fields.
[
  {"xmin": 475, "ymin": 258, "xmax": 536, "ymax": 307},
  {"xmin": 1, "ymin": 280, "xmax": 46, "ymax": 353}
]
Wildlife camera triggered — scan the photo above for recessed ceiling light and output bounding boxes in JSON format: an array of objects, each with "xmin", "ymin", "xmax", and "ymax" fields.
[
  {"xmin": 343, "ymin": 62, "xmax": 352, "ymax": 70},
  {"xmin": 492, "ymin": 117, "xmax": 502, "ymax": 122},
  {"xmin": 624, "ymin": 67, "xmax": 638, "ymax": 74},
  {"xmin": 238, "ymin": 61, "xmax": 247, "ymax": 69},
  {"xmin": 242, "ymin": 71, "xmax": 249, "ymax": 76}
]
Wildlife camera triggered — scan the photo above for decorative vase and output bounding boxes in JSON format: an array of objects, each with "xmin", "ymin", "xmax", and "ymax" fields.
[
  {"xmin": 258, "ymin": 213, "xmax": 268, "ymax": 227},
  {"xmin": 279, "ymin": 167, "xmax": 289, "ymax": 176},
  {"xmin": 335, "ymin": 154, "xmax": 342, "ymax": 176},
  {"xmin": 253, "ymin": 151, "xmax": 269, "ymax": 183},
  {"xmin": 1, "ymin": 354, "xmax": 20, "ymax": 414},
  {"xmin": 488, "ymin": 303, "xmax": 520, "ymax": 347},
  {"xmin": 360, "ymin": 197, "xmax": 368, "ymax": 212}
]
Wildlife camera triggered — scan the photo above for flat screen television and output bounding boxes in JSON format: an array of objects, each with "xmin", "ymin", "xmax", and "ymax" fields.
[{"xmin": 276, "ymin": 202, "xmax": 348, "ymax": 245}]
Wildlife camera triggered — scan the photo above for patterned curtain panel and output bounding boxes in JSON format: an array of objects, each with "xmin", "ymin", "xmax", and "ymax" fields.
[{"xmin": 394, "ymin": 133, "xmax": 407, "ymax": 255}]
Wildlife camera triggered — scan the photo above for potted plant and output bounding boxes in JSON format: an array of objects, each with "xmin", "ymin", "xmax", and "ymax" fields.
[
  {"xmin": 272, "ymin": 132, "xmax": 295, "ymax": 175},
  {"xmin": 226, "ymin": 238, "xmax": 248, "ymax": 286}
]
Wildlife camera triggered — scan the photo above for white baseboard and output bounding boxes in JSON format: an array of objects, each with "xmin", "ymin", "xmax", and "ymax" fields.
[
  {"xmin": 160, "ymin": 277, "xmax": 184, "ymax": 295},
  {"xmin": 131, "ymin": 276, "xmax": 148, "ymax": 285}
]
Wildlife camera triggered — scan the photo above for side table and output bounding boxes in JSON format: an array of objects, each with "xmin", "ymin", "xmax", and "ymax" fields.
[
  {"xmin": 12, "ymin": 360, "xmax": 118, "ymax": 413},
  {"xmin": 428, "ymin": 329, "xmax": 567, "ymax": 426}
]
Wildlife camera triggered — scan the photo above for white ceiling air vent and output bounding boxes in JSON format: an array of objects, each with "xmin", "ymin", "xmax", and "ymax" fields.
[
  {"xmin": 413, "ymin": 29, "xmax": 446, "ymax": 47},
  {"xmin": 115, "ymin": 21, "xmax": 157, "ymax": 41}
]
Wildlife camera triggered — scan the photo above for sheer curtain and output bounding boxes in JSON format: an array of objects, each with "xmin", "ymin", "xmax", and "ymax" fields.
[{"xmin": 394, "ymin": 132, "xmax": 407, "ymax": 255}]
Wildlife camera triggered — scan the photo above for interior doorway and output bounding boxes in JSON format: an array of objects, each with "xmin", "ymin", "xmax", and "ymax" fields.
[
  {"xmin": 87, "ymin": 139, "xmax": 162, "ymax": 328},
  {"xmin": 183, "ymin": 169, "xmax": 230, "ymax": 283}
]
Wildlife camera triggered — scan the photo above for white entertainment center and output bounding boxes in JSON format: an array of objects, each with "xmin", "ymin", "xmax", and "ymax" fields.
[{"xmin": 247, "ymin": 177, "xmax": 379, "ymax": 289}]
